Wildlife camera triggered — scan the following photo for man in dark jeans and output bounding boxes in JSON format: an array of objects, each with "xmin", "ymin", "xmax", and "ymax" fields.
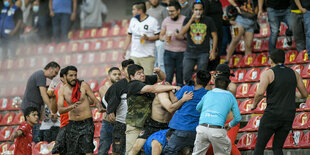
[
  {"xmin": 160, "ymin": 1, "xmax": 186, "ymax": 86},
  {"xmin": 258, "ymin": 0, "xmax": 291, "ymax": 52},
  {"xmin": 252, "ymin": 49, "xmax": 308, "ymax": 155},
  {"xmin": 176, "ymin": 0, "xmax": 217, "ymax": 83}
]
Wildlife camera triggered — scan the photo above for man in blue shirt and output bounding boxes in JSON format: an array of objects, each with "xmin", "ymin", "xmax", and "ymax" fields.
[
  {"xmin": 142, "ymin": 129, "xmax": 173, "ymax": 155},
  {"xmin": 163, "ymin": 70, "xmax": 211, "ymax": 155},
  {"xmin": 192, "ymin": 75, "xmax": 241, "ymax": 155}
]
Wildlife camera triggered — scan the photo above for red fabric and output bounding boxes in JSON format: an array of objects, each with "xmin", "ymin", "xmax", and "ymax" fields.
[
  {"xmin": 71, "ymin": 80, "xmax": 81, "ymax": 103},
  {"xmin": 55, "ymin": 89, "xmax": 69, "ymax": 128},
  {"xmin": 206, "ymin": 120, "xmax": 241, "ymax": 155},
  {"xmin": 14, "ymin": 122, "xmax": 33, "ymax": 155},
  {"xmin": 220, "ymin": 0, "xmax": 230, "ymax": 8}
]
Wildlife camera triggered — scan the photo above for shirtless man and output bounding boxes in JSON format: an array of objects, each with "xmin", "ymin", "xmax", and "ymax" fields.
[
  {"xmin": 131, "ymin": 83, "xmax": 193, "ymax": 155},
  {"xmin": 57, "ymin": 66, "xmax": 105, "ymax": 155},
  {"xmin": 98, "ymin": 67, "xmax": 122, "ymax": 155}
]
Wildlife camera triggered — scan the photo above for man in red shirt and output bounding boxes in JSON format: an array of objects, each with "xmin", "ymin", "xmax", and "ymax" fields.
[
  {"xmin": 52, "ymin": 67, "xmax": 69, "ymax": 155},
  {"xmin": 10, "ymin": 107, "xmax": 39, "ymax": 155}
]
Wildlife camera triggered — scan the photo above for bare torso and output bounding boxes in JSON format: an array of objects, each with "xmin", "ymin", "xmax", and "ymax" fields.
[
  {"xmin": 151, "ymin": 96, "xmax": 172, "ymax": 123},
  {"xmin": 63, "ymin": 82, "xmax": 92, "ymax": 121}
]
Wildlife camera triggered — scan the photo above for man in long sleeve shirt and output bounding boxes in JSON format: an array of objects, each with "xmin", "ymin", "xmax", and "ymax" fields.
[{"xmin": 193, "ymin": 75, "xmax": 241, "ymax": 155}]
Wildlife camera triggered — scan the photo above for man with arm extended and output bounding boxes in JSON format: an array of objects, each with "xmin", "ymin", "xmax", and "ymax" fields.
[{"xmin": 57, "ymin": 66, "xmax": 105, "ymax": 155}]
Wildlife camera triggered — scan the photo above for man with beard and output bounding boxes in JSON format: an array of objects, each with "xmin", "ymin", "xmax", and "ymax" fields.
[
  {"xmin": 57, "ymin": 66, "xmax": 105, "ymax": 155},
  {"xmin": 160, "ymin": 1, "xmax": 187, "ymax": 86}
]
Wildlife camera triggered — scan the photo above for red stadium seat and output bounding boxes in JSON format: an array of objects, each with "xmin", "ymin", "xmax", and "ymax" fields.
[
  {"xmin": 228, "ymin": 54, "xmax": 243, "ymax": 68},
  {"xmin": 8, "ymin": 96, "xmax": 22, "ymax": 111},
  {"xmin": 61, "ymin": 55, "xmax": 72, "ymax": 66},
  {"xmin": 96, "ymin": 27, "xmax": 109, "ymax": 38},
  {"xmin": 88, "ymin": 80, "xmax": 99, "ymax": 92},
  {"xmin": 3, "ymin": 59, "xmax": 14, "ymax": 70},
  {"xmin": 72, "ymin": 54, "xmax": 84, "ymax": 65},
  {"xmin": 80, "ymin": 41, "xmax": 92, "ymax": 52},
  {"xmin": 0, "ymin": 98, "xmax": 10, "ymax": 111},
  {"xmin": 120, "ymin": 25, "xmax": 129, "ymax": 36},
  {"xmin": 91, "ymin": 40, "xmax": 105, "ymax": 51},
  {"xmin": 78, "ymin": 66, "xmax": 88, "ymax": 79},
  {"xmin": 252, "ymin": 98, "xmax": 267, "ymax": 114},
  {"xmin": 244, "ymin": 68, "xmax": 261, "ymax": 82},
  {"xmin": 92, "ymin": 108, "xmax": 103, "ymax": 122},
  {"xmin": 236, "ymin": 40, "xmax": 245, "ymax": 53},
  {"xmin": 283, "ymin": 130, "xmax": 304, "ymax": 148},
  {"xmin": 247, "ymin": 82, "xmax": 260, "ymax": 97},
  {"xmin": 292, "ymin": 112, "xmax": 310, "ymax": 129},
  {"xmin": 105, "ymin": 39, "xmax": 116, "ymax": 50},
  {"xmin": 77, "ymin": 29, "xmax": 87, "ymax": 39},
  {"xmin": 0, "ymin": 142, "xmax": 10, "ymax": 153},
  {"xmin": 239, "ymin": 99, "xmax": 254, "ymax": 114},
  {"xmin": 12, "ymin": 112, "xmax": 24, "ymax": 125},
  {"xmin": 299, "ymin": 131, "xmax": 310, "ymax": 148},
  {"xmin": 45, "ymin": 43, "xmax": 57, "ymax": 55},
  {"xmin": 237, "ymin": 133, "xmax": 257, "ymax": 150},
  {"xmin": 0, "ymin": 112, "xmax": 15, "ymax": 126},
  {"xmin": 265, "ymin": 135, "xmax": 274, "ymax": 149},
  {"xmin": 0, "ymin": 127, "xmax": 13, "ymax": 141},
  {"xmin": 108, "ymin": 25, "xmax": 121, "ymax": 37},
  {"xmin": 55, "ymin": 42, "xmax": 68, "ymax": 54},
  {"xmin": 68, "ymin": 42, "xmax": 81, "ymax": 53},
  {"xmin": 93, "ymin": 138, "xmax": 100, "ymax": 154},
  {"xmin": 231, "ymin": 69, "xmax": 247, "ymax": 83},
  {"xmin": 16, "ymin": 58, "xmax": 26, "ymax": 69},
  {"xmin": 252, "ymin": 39, "xmax": 264, "ymax": 52},
  {"xmin": 94, "ymin": 123, "xmax": 102, "ymax": 138},
  {"xmin": 115, "ymin": 38, "xmax": 126, "ymax": 49},
  {"xmin": 86, "ymin": 65, "xmax": 101, "ymax": 78},
  {"xmin": 83, "ymin": 53, "xmax": 96, "ymax": 65},
  {"xmin": 239, "ymin": 115, "xmax": 262, "ymax": 132},
  {"xmin": 296, "ymin": 50, "xmax": 310, "ymax": 64},
  {"xmin": 276, "ymin": 38, "xmax": 296, "ymax": 50},
  {"xmin": 109, "ymin": 51, "xmax": 122, "ymax": 63},
  {"xmin": 284, "ymin": 50, "xmax": 298, "ymax": 64},
  {"xmin": 32, "ymin": 141, "xmax": 50, "ymax": 155},
  {"xmin": 236, "ymin": 83, "xmax": 251, "ymax": 98},
  {"xmin": 254, "ymin": 24, "xmax": 270, "ymax": 38},
  {"xmin": 278, "ymin": 23, "xmax": 288, "ymax": 36},
  {"xmin": 238, "ymin": 54, "xmax": 256, "ymax": 67},
  {"xmin": 220, "ymin": 56, "xmax": 226, "ymax": 64},
  {"xmin": 297, "ymin": 98, "xmax": 310, "ymax": 112},
  {"xmin": 291, "ymin": 65, "xmax": 304, "ymax": 75},
  {"xmin": 301, "ymin": 64, "xmax": 310, "ymax": 78},
  {"xmin": 89, "ymin": 28, "xmax": 98, "ymax": 39}
]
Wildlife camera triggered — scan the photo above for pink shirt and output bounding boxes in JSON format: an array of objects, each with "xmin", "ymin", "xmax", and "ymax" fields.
[{"xmin": 161, "ymin": 15, "xmax": 187, "ymax": 52}]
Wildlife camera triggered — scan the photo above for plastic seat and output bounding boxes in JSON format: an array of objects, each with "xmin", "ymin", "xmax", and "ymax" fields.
[
  {"xmin": 236, "ymin": 40, "xmax": 245, "ymax": 53},
  {"xmin": 88, "ymin": 80, "xmax": 99, "ymax": 92},
  {"xmin": 55, "ymin": 42, "xmax": 68, "ymax": 54},
  {"xmin": 120, "ymin": 25, "xmax": 129, "ymax": 36},
  {"xmin": 2, "ymin": 59, "xmax": 14, "ymax": 70},
  {"xmin": 0, "ymin": 142, "xmax": 10, "ymax": 153},
  {"xmin": 32, "ymin": 141, "xmax": 50, "ymax": 155},
  {"xmin": 0, "ymin": 112, "xmax": 15, "ymax": 126},
  {"xmin": 8, "ymin": 96, "xmax": 22, "ymax": 111},
  {"xmin": 94, "ymin": 123, "xmax": 102, "ymax": 138},
  {"xmin": 80, "ymin": 41, "xmax": 92, "ymax": 52},
  {"xmin": 278, "ymin": 23, "xmax": 288, "ymax": 36},
  {"xmin": 238, "ymin": 54, "xmax": 256, "ymax": 67},
  {"xmin": 0, "ymin": 127, "xmax": 13, "ymax": 141},
  {"xmin": 61, "ymin": 55, "xmax": 72, "ymax": 66},
  {"xmin": 276, "ymin": 38, "xmax": 296, "ymax": 50},
  {"xmin": 236, "ymin": 83, "xmax": 251, "ymax": 98},
  {"xmin": 247, "ymin": 82, "xmax": 260, "ymax": 97},
  {"xmin": 265, "ymin": 135, "xmax": 274, "ymax": 149},
  {"xmin": 301, "ymin": 64, "xmax": 310, "ymax": 78},
  {"xmin": 252, "ymin": 98, "xmax": 267, "ymax": 114},
  {"xmin": 78, "ymin": 66, "xmax": 88, "ymax": 79},
  {"xmin": 68, "ymin": 42, "xmax": 81, "ymax": 53},
  {"xmin": 254, "ymin": 24, "xmax": 270, "ymax": 38},
  {"xmin": 283, "ymin": 130, "xmax": 304, "ymax": 148},
  {"xmin": 231, "ymin": 69, "xmax": 247, "ymax": 83},
  {"xmin": 45, "ymin": 44, "xmax": 56, "ymax": 55},
  {"xmin": 12, "ymin": 112, "xmax": 24, "ymax": 125},
  {"xmin": 239, "ymin": 115, "xmax": 262, "ymax": 132},
  {"xmin": 92, "ymin": 108, "xmax": 103, "ymax": 122},
  {"xmin": 72, "ymin": 54, "xmax": 84, "ymax": 65},
  {"xmin": 244, "ymin": 68, "xmax": 261, "ymax": 82},
  {"xmin": 228, "ymin": 54, "xmax": 243, "ymax": 68},
  {"xmin": 239, "ymin": 99, "xmax": 254, "ymax": 114},
  {"xmin": 115, "ymin": 38, "xmax": 126, "ymax": 49},
  {"xmin": 252, "ymin": 39, "xmax": 264, "ymax": 52},
  {"xmin": 297, "ymin": 98, "xmax": 310, "ymax": 112},
  {"xmin": 291, "ymin": 65, "xmax": 304, "ymax": 75},
  {"xmin": 284, "ymin": 50, "xmax": 298, "ymax": 64},
  {"xmin": 237, "ymin": 133, "xmax": 257, "ymax": 150},
  {"xmin": 93, "ymin": 138, "xmax": 100, "ymax": 154},
  {"xmin": 96, "ymin": 27, "xmax": 109, "ymax": 38},
  {"xmin": 109, "ymin": 51, "xmax": 122, "ymax": 63},
  {"xmin": 77, "ymin": 29, "xmax": 87, "ymax": 39},
  {"xmin": 108, "ymin": 25, "xmax": 121, "ymax": 37},
  {"xmin": 89, "ymin": 28, "xmax": 98, "ymax": 38},
  {"xmin": 105, "ymin": 39, "xmax": 116, "ymax": 50},
  {"xmin": 0, "ymin": 98, "xmax": 10, "ymax": 111},
  {"xmin": 292, "ymin": 112, "xmax": 310, "ymax": 129},
  {"xmin": 296, "ymin": 50, "xmax": 310, "ymax": 64},
  {"xmin": 220, "ymin": 56, "xmax": 226, "ymax": 64},
  {"xmin": 299, "ymin": 131, "xmax": 310, "ymax": 148},
  {"xmin": 91, "ymin": 40, "xmax": 105, "ymax": 51}
]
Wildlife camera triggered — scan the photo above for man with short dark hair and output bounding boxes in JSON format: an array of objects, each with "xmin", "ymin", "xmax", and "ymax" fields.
[
  {"xmin": 123, "ymin": 2, "xmax": 160, "ymax": 75},
  {"xmin": 176, "ymin": 0, "xmax": 217, "ymax": 83},
  {"xmin": 125, "ymin": 64, "xmax": 179, "ymax": 154},
  {"xmin": 193, "ymin": 75, "xmax": 241, "ymax": 154},
  {"xmin": 252, "ymin": 49, "xmax": 308, "ymax": 155}
]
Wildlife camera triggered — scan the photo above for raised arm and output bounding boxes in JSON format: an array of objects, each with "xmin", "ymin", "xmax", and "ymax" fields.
[
  {"xmin": 140, "ymin": 85, "xmax": 180, "ymax": 94},
  {"xmin": 258, "ymin": 0, "xmax": 264, "ymax": 18},
  {"xmin": 157, "ymin": 91, "xmax": 193, "ymax": 113},
  {"xmin": 154, "ymin": 68, "xmax": 166, "ymax": 82},
  {"xmin": 84, "ymin": 82, "xmax": 106, "ymax": 113},
  {"xmin": 295, "ymin": 71, "xmax": 309, "ymax": 98}
]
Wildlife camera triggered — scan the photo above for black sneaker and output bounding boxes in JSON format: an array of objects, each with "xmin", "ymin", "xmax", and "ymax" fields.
[{"xmin": 285, "ymin": 29, "xmax": 293, "ymax": 46}]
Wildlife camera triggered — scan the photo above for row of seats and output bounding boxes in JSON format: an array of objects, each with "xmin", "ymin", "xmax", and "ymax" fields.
[
  {"xmin": 0, "ymin": 112, "xmax": 24, "ymax": 127},
  {"xmin": 69, "ymin": 25, "xmax": 128, "ymax": 40},
  {"xmin": 237, "ymin": 130, "xmax": 310, "ymax": 150},
  {"xmin": 1, "ymin": 49, "xmax": 123, "ymax": 72},
  {"xmin": 222, "ymin": 50, "xmax": 309, "ymax": 68}
]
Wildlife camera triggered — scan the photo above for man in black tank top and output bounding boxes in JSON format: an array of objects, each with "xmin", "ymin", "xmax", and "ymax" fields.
[{"xmin": 252, "ymin": 49, "xmax": 308, "ymax": 155}]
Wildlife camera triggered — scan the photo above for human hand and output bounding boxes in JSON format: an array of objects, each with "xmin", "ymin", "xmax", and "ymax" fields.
[
  {"xmin": 71, "ymin": 101, "xmax": 81, "ymax": 109},
  {"xmin": 182, "ymin": 91, "xmax": 193, "ymax": 102},
  {"xmin": 122, "ymin": 50, "xmax": 127, "ymax": 59},
  {"xmin": 107, "ymin": 113, "xmax": 116, "ymax": 122},
  {"xmin": 174, "ymin": 86, "xmax": 181, "ymax": 91},
  {"xmin": 250, "ymin": 104, "xmax": 257, "ymax": 111},
  {"xmin": 50, "ymin": 11, "xmax": 55, "ymax": 17},
  {"xmin": 141, "ymin": 34, "xmax": 149, "ymax": 40},
  {"xmin": 98, "ymin": 106, "xmax": 106, "ymax": 113},
  {"xmin": 209, "ymin": 50, "xmax": 216, "ymax": 61},
  {"xmin": 301, "ymin": 8, "xmax": 307, "ymax": 14},
  {"xmin": 224, "ymin": 123, "xmax": 231, "ymax": 130},
  {"xmin": 71, "ymin": 13, "xmax": 76, "ymax": 21},
  {"xmin": 50, "ymin": 113, "xmax": 58, "ymax": 122},
  {"xmin": 236, "ymin": 7, "xmax": 242, "ymax": 14},
  {"xmin": 153, "ymin": 67, "xmax": 161, "ymax": 74},
  {"xmin": 257, "ymin": 10, "xmax": 263, "ymax": 19}
]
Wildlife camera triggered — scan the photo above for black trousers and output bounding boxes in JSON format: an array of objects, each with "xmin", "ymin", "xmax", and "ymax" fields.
[{"xmin": 254, "ymin": 116, "xmax": 293, "ymax": 155}]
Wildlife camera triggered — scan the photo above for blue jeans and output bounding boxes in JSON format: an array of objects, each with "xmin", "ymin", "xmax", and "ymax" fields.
[
  {"xmin": 304, "ymin": 11, "xmax": 310, "ymax": 57},
  {"xmin": 164, "ymin": 50, "xmax": 184, "ymax": 86},
  {"xmin": 290, "ymin": 12, "xmax": 306, "ymax": 52},
  {"xmin": 98, "ymin": 120, "xmax": 114, "ymax": 155},
  {"xmin": 52, "ymin": 13, "xmax": 71, "ymax": 43},
  {"xmin": 267, "ymin": 7, "xmax": 290, "ymax": 52},
  {"xmin": 221, "ymin": 25, "xmax": 232, "ymax": 56},
  {"xmin": 37, "ymin": 15, "xmax": 52, "ymax": 43},
  {"xmin": 155, "ymin": 40, "xmax": 166, "ymax": 73},
  {"xmin": 183, "ymin": 52, "xmax": 209, "ymax": 83},
  {"xmin": 163, "ymin": 130, "xmax": 196, "ymax": 155}
]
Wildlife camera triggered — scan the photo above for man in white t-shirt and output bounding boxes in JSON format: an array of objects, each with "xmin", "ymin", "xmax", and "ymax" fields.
[{"xmin": 122, "ymin": 2, "xmax": 160, "ymax": 75}]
